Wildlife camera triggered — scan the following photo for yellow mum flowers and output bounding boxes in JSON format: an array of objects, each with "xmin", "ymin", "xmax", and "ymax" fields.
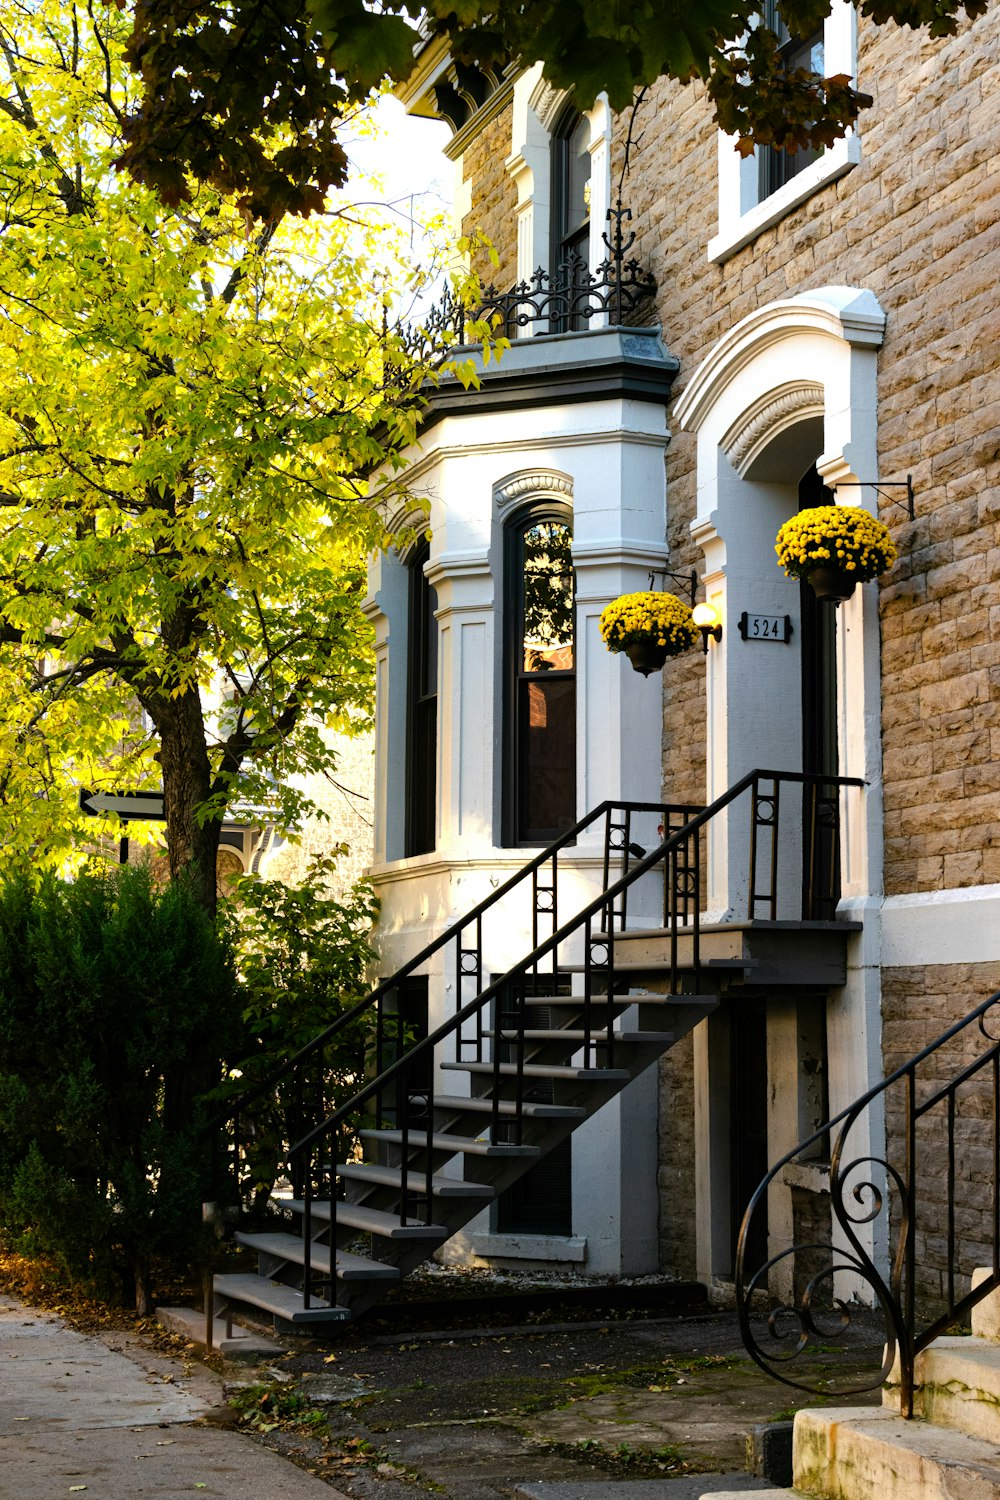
[
  {"xmin": 775, "ymin": 505, "xmax": 896, "ymax": 583},
  {"xmin": 599, "ymin": 591, "xmax": 698, "ymax": 656}
]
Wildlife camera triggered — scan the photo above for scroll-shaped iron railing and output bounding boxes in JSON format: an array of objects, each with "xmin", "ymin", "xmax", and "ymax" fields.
[
  {"xmin": 392, "ymin": 203, "xmax": 657, "ymax": 363},
  {"xmin": 736, "ymin": 986, "xmax": 1000, "ymax": 1417},
  {"xmin": 209, "ymin": 768, "xmax": 862, "ymax": 1311}
]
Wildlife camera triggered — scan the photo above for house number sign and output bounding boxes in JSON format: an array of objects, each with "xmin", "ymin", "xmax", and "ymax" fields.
[{"xmin": 738, "ymin": 612, "xmax": 792, "ymax": 643}]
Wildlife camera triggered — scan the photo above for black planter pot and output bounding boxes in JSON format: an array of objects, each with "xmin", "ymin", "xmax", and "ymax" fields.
[
  {"xmin": 624, "ymin": 640, "xmax": 670, "ymax": 676},
  {"xmin": 807, "ymin": 565, "xmax": 858, "ymax": 604}
]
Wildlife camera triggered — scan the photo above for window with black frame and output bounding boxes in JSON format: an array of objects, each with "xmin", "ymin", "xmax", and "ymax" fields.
[
  {"xmin": 758, "ymin": 0, "xmax": 825, "ymax": 200},
  {"xmin": 550, "ymin": 108, "xmax": 591, "ymax": 331},
  {"xmin": 504, "ymin": 509, "xmax": 576, "ymax": 846},
  {"xmin": 405, "ymin": 543, "xmax": 438, "ymax": 858}
]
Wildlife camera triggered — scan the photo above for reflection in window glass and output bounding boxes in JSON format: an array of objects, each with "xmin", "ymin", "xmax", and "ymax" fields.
[
  {"xmin": 521, "ymin": 521, "xmax": 574, "ymax": 672},
  {"xmin": 506, "ymin": 511, "xmax": 576, "ymax": 845}
]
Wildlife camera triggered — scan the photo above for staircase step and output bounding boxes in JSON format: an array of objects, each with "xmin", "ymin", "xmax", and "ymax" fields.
[
  {"xmin": 483, "ymin": 1028, "xmax": 674, "ymax": 1044},
  {"xmin": 284, "ymin": 1198, "xmax": 450, "ymax": 1241},
  {"xmin": 520, "ymin": 991, "xmax": 661, "ymax": 1006},
  {"xmin": 213, "ymin": 1272, "xmax": 351, "ymax": 1325},
  {"xmin": 359, "ymin": 1128, "xmax": 540, "ymax": 1158},
  {"xmin": 432, "ymin": 1093, "xmax": 585, "ymax": 1119},
  {"xmin": 884, "ymin": 1335, "xmax": 1000, "ymax": 1444},
  {"xmin": 794, "ymin": 1403, "xmax": 1000, "ymax": 1500},
  {"xmin": 337, "ymin": 1161, "xmax": 495, "ymax": 1199},
  {"xmin": 234, "ymin": 1231, "xmax": 401, "ymax": 1282},
  {"xmin": 442, "ymin": 1060, "xmax": 632, "ymax": 1082}
]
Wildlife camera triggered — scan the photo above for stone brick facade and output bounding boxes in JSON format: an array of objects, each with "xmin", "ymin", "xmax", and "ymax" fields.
[
  {"xmin": 459, "ymin": 103, "xmax": 519, "ymax": 289},
  {"xmin": 882, "ymin": 964, "xmax": 1000, "ymax": 1311},
  {"xmin": 398, "ymin": 8, "xmax": 1000, "ymax": 1286}
]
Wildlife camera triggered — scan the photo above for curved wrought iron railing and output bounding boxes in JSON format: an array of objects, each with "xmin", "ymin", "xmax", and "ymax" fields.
[
  {"xmin": 395, "ymin": 203, "xmax": 656, "ymax": 362},
  {"xmin": 736, "ymin": 986, "xmax": 1000, "ymax": 1416},
  {"xmin": 207, "ymin": 768, "xmax": 863, "ymax": 1309}
]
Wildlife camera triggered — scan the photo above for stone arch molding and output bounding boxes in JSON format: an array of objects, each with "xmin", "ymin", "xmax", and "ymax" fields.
[
  {"xmin": 723, "ymin": 382, "xmax": 825, "ymax": 478},
  {"xmin": 494, "ymin": 469, "xmax": 574, "ymax": 515},
  {"xmin": 674, "ymin": 285, "xmax": 886, "ymax": 506}
]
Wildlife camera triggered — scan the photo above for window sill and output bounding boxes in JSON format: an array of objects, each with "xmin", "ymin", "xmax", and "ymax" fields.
[{"xmin": 709, "ymin": 136, "xmax": 860, "ymax": 264}]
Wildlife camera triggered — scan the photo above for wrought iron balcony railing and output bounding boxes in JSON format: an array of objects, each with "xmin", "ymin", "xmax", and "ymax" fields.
[{"xmin": 396, "ymin": 203, "xmax": 656, "ymax": 363}]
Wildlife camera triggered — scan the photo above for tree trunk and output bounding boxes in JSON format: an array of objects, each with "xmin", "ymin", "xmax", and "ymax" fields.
[{"xmin": 157, "ymin": 688, "xmax": 220, "ymax": 918}]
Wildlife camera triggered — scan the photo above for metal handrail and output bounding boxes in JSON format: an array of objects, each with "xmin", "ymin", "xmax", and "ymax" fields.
[
  {"xmin": 736, "ymin": 985, "xmax": 1000, "ymax": 1416},
  {"xmin": 210, "ymin": 797, "xmax": 683, "ymax": 1129},
  {"xmin": 272, "ymin": 769, "xmax": 863, "ymax": 1309}
]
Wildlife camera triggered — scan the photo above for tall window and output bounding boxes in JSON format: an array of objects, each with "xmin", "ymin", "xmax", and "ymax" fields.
[
  {"xmin": 550, "ymin": 109, "xmax": 591, "ymax": 332},
  {"xmin": 504, "ymin": 509, "xmax": 576, "ymax": 845},
  {"xmin": 758, "ymin": 0, "xmax": 824, "ymax": 200},
  {"xmin": 405, "ymin": 544, "xmax": 437, "ymax": 857}
]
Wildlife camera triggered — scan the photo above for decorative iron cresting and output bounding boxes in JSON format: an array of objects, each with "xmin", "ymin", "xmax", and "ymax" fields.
[
  {"xmin": 736, "ymin": 989, "xmax": 1000, "ymax": 1417},
  {"xmin": 393, "ymin": 202, "xmax": 657, "ymax": 363}
]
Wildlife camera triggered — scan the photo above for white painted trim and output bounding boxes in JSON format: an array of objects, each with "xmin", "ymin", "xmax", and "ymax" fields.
[
  {"xmin": 709, "ymin": 137, "xmax": 860, "ymax": 264},
  {"xmin": 709, "ymin": 0, "xmax": 859, "ymax": 263},
  {"xmin": 882, "ymin": 885, "xmax": 1000, "ymax": 968}
]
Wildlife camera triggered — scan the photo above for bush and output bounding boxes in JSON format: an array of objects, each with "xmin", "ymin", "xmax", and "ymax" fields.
[
  {"xmin": 220, "ymin": 852, "xmax": 379, "ymax": 1209},
  {"xmin": 0, "ymin": 865, "xmax": 240, "ymax": 1312}
]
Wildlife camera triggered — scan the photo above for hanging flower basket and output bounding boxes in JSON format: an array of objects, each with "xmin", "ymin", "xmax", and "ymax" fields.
[
  {"xmin": 775, "ymin": 505, "xmax": 896, "ymax": 604},
  {"xmin": 599, "ymin": 592, "xmax": 698, "ymax": 676}
]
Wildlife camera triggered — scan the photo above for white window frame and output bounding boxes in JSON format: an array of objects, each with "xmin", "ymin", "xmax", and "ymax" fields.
[{"xmin": 709, "ymin": 0, "xmax": 860, "ymax": 264}]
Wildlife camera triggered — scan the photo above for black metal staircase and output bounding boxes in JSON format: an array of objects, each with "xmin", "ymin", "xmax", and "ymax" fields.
[{"xmin": 208, "ymin": 769, "xmax": 864, "ymax": 1342}]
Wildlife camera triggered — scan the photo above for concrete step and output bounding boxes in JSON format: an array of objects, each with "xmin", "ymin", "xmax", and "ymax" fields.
[
  {"xmin": 442, "ymin": 1060, "xmax": 632, "ymax": 1082},
  {"xmin": 359, "ymin": 1127, "xmax": 541, "ymax": 1159},
  {"xmin": 883, "ymin": 1335, "xmax": 1000, "ymax": 1444},
  {"xmin": 234, "ymin": 1230, "xmax": 401, "ymax": 1282},
  {"xmin": 212, "ymin": 1272, "xmax": 351, "ymax": 1326},
  {"xmin": 337, "ymin": 1160, "xmax": 495, "ymax": 1198},
  {"xmin": 431, "ymin": 1093, "xmax": 585, "ymax": 1120},
  {"xmin": 283, "ymin": 1197, "xmax": 451, "ymax": 1241},
  {"xmin": 793, "ymin": 1403, "xmax": 1000, "ymax": 1500},
  {"xmin": 482, "ymin": 1028, "xmax": 675, "ymax": 1044}
]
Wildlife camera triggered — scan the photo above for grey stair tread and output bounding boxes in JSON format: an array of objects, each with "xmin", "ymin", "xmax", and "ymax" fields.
[
  {"xmin": 561, "ymin": 957, "xmax": 760, "ymax": 971},
  {"xmin": 284, "ymin": 1198, "xmax": 450, "ymax": 1241},
  {"xmin": 213, "ymin": 1272, "xmax": 351, "ymax": 1323},
  {"xmin": 359, "ymin": 1127, "xmax": 540, "ymax": 1158},
  {"xmin": 234, "ymin": 1230, "xmax": 401, "ymax": 1281},
  {"xmin": 432, "ymin": 1093, "xmax": 585, "ymax": 1119},
  {"xmin": 483, "ymin": 1028, "xmax": 674, "ymax": 1044},
  {"xmin": 337, "ymin": 1161, "xmax": 495, "ymax": 1198},
  {"xmin": 442, "ymin": 1060, "xmax": 632, "ymax": 1081},
  {"xmin": 520, "ymin": 991, "xmax": 661, "ymax": 1004}
]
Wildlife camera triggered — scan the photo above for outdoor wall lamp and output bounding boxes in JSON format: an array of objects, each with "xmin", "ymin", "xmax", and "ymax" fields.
[{"xmin": 692, "ymin": 601, "xmax": 722, "ymax": 653}]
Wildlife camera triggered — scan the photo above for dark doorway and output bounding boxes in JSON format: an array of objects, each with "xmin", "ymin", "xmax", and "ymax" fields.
[
  {"xmin": 730, "ymin": 999, "xmax": 768, "ymax": 1273},
  {"xmin": 798, "ymin": 466, "xmax": 840, "ymax": 918}
]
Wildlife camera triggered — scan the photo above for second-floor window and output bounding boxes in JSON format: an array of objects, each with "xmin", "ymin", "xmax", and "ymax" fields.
[
  {"xmin": 758, "ymin": 0, "xmax": 824, "ymax": 200},
  {"xmin": 551, "ymin": 109, "xmax": 591, "ymax": 331}
]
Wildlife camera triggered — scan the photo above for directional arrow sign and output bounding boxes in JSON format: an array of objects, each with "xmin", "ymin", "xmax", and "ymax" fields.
[{"xmin": 78, "ymin": 789, "xmax": 166, "ymax": 822}]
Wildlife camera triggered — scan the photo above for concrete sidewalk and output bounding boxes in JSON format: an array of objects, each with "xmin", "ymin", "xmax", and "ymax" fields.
[{"xmin": 0, "ymin": 1295, "xmax": 345, "ymax": 1499}]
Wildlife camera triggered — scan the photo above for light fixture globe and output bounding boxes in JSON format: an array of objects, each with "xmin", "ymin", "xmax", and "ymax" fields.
[{"xmin": 692, "ymin": 602, "xmax": 722, "ymax": 653}]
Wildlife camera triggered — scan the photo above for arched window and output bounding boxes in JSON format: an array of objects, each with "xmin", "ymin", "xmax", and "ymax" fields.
[
  {"xmin": 503, "ymin": 508, "xmax": 576, "ymax": 845},
  {"xmin": 405, "ymin": 543, "xmax": 437, "ymax": 857}
]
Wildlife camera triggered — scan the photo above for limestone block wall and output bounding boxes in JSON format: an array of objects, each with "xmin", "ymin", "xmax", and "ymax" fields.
[
  {"xmin": 460, "ymin": 104, "xmax": 519, "ymax": 287},
  {"xmin": 882, "ymin": 963, "xmax": 1000, "ymax": 1311},
  {"xmin": 657, "ymin": 1033, "xmax": 697, "ymax": 1275},
  {"xmin": 619, "ymin": 8, "xmax": 1000, "ymax": 895}
]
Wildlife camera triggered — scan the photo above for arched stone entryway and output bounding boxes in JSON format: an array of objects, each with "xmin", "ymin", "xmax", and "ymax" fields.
[{"xmin": 674, "ymin": 287, "xmax": 888, "ymax": 1298}]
